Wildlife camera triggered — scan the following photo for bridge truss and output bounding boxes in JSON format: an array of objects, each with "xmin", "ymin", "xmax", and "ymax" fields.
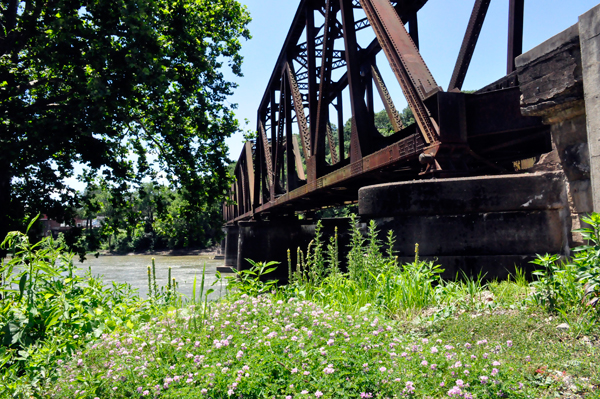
[{"xmin": 224, "ymin": 0, "xmax": 551, "ymax": 223}]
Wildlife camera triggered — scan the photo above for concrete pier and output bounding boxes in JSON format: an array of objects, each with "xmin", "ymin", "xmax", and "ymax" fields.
[{"xmin": 359, "ymin": 172, "xmax": 571, "ymax": 279}]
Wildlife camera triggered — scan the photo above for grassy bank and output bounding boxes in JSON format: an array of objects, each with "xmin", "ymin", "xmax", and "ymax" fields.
[{"xmin": 1, "ymin": 216, "xmax": 599, "ymax": 398}]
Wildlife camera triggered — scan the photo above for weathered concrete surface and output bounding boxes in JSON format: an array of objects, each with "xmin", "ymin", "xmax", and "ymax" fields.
[
  {"xmin": 580, "ymin": 4, "xmax": 600, "ymax": 212},
  {"xmin": 359, "ymin": 172, "xmax": 567, "ymax": 217},
  {"xmin": 358, "ymin": 172, "xmax": 570, "ymax": 278},
  {"xmin": 223, "ymin": 225, "xmax": 239, "ymax": 268},
  {"xmin": 236, "ymin": 218, "xmax": 352, "ymax": 283},
  {"xmin": 517, "ymin": 24, "xmax": 584, "ymax": 119},
  {"xmin": 516, "ymin": 11, "xmax": 597, "ymax": 240}
]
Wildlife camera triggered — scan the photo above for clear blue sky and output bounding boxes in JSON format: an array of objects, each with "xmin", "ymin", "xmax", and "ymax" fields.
[{"xmin": 225, "ymin": 0, "xmax": 600, "ymax": 161}]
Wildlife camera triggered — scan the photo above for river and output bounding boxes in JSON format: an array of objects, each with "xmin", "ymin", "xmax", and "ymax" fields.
[{"xmin": 79, "ymin": 255, "xmax": 231, "ymax": 301}]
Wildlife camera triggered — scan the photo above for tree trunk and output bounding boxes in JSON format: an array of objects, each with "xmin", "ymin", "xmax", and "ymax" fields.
[{"xmin": 0, "ymin": 160, "xmax": 10, "ymax": 259}]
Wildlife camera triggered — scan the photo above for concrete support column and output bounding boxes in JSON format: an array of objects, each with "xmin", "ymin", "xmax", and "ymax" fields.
[
  {"xmin": 236, "ymin": 218, "xmax": 353, "ymax": 283},
  {"xmin": 223, "ymin": 224, "xmax": 239, "ymax": 270},
  {"xmin": 580, "ymin": 4, "xmax": 600, "ymax": 212},
  {"xmin": 237, "ymin": 219, "xmax": 314, "ymax": 283}
]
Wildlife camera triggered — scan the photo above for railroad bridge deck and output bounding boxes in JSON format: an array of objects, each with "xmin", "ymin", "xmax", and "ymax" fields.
[
  {"xmin": 224, "ymin": 0, "xmax": 550, "ymax": 223},
  {"xmin": 223, "ymin": 0, "xmax": 600, "ymax": 280}
]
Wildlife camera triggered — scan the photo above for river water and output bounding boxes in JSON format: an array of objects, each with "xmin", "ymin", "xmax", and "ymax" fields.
[{"xmin": 79, "ymin": 255, "xmax": 231, "ymax": 301}]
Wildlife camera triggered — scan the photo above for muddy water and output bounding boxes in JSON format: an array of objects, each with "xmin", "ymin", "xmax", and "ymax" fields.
[{"xmin": 79, "ymin": 255, "xmax": 231, "ymax": 300}]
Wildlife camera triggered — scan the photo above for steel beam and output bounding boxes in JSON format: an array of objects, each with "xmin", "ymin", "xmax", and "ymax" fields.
[
  {"xmin": 286, "ymin": 62, "xmax": 311, "ymax": 159},
  {"xmin": 339, "ymin": 0, "xmax": 373, "ymax": 162},
  {"xmin": 448, "ymin": 0, "xmax": 491, "ymax": 91},
  {"xmin": 507, "ymin": 0, "xmax": 524, "ymax": 74},
  {"xmin": 407, "ymin": 11, "xmax": 419, "ymax": 49},
  {"xmin": 314, "ymin": 0, "xmax": 339, "ymax": 168},
  {"xmin": 372, "ymin": 64, "xmax": 404, "ymax": 133},
  {"xmin": 360, "ymin": 0, "xmax": 440, "ymax": 144}
]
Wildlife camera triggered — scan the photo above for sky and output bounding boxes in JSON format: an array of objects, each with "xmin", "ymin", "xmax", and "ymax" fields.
[{"xmin": 224, "ymin": 0, "xmax": 600, "ymax": 161}]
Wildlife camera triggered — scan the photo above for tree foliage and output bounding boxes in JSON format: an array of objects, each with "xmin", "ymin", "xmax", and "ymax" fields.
[
  {"xmin": 75, "ymin": 183, "xmax": 221, "ymax": 253},
  {"xmin": 0, "ymin": 0, "xmax": 251, "ymax": 248}
]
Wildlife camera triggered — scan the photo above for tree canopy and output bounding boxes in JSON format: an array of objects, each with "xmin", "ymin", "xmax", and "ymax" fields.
[{"xmin": 0, "ymin": 0, "xmax": 251, "ymax": 247}]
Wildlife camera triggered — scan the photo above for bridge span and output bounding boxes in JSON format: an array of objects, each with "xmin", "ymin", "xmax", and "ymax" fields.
[{"xmin": 223, "ymin": 0, "xmax": 600, "ymax": 281}]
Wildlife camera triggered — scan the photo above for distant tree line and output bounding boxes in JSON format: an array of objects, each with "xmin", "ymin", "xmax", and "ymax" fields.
[{"xmin": 64, "ymin": 182, "xmax": 224, "ymax": 256}]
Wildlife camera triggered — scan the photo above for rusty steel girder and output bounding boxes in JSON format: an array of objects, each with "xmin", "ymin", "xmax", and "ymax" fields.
[{"xmin": 223, "ymin": 0, "xmax": 550, "ymax": 224}]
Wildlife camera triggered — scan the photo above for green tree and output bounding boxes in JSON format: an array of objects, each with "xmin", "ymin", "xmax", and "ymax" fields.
[{"xmin": 0, "ymin": 0, "xmax": 251, "ymax": 255}]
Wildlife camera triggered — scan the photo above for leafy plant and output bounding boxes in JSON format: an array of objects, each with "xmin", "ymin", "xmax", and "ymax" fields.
[
  {"xmin": 0, "ymin": 222, "xmax": 150, "ymax": 396},
  {"xmin": 226, "ymin": 259, "xmax": 280, "ymax": 297}
]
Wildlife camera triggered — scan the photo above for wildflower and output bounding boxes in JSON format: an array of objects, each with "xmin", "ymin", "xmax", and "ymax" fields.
[
  {"xmin": 525, "ymin": 356, "xmax": 531, "ymax": 362},
  {"xmin": 303, "ymin": 371, "xmax": 310, "ymax": 376},
  {"xmin": 379, "ymin": 366, "xmax": 387, "ymax": 372},
  {"xmin": 404, "ymin": 381, "xmax": 415, "ymax": 394},
  {"xmin": 447, "ymin": 386, "xmax": 462, "ymax": 397},
  {"xmin": 323, "ymin": 364, "xmax": 335, "ymax": 374},
  {"xmin": 431, "ymin": 364, "xmax": 437, "ymax": 370},
  {"xmin": 291, "ymin": 368, "xmax": 298, "ymax": 374},
  {"xmin": 491, "ymin": 368, "xmax": 499, "ymax": 376},
  {"xmin": 492, "ymin": 361, "xmax": 501, "ymax": 366},
  {"xmin": 143, "ymin": 391, "xmax": 150, "ymax": 396},
  {"xmin": 421, "ymin": 360, "xmax": 428, "ymax": 366},
  {"xmin": 506, "ymin": 340, "xmax": 513, "ymax": 347},
  {"xmin": 301, "ymin": 390, "xmax": 309, "ymax": 395},
  {"xmin": 360, "ymin": 393, "xmax": 373, "ymax": 398},
  {"xmin": 430, "ymin": 347, "xmax": 439, "ymax": 354},
  {"xmin": 315, "ymin": 391, "xmax": 323, "ymax": 398}
]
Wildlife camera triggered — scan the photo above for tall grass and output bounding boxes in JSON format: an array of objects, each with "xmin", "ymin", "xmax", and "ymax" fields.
[{"xmin": 233, "ymin": 215, "xmax": 487, "ymax": 320}]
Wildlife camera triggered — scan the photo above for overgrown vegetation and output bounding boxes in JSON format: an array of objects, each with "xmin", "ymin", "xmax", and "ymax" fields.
[{"xmin": 1, "ymin": 214, "xmax": 599, "ymax": 398}]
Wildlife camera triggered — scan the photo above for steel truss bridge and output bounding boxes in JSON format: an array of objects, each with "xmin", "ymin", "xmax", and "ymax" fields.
[{"xmin": 224, "ymin": 0, "xmax": 551, "ymax": 223}]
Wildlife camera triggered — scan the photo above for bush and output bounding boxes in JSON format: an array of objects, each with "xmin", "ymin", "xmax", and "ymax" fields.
[
  {"xmin": 530, "ymin": 213, "xmax": 600, "ymax": 331},
  {"xmin": 0, "ymin": 223, "xmax": 150, "ymax": 396}
]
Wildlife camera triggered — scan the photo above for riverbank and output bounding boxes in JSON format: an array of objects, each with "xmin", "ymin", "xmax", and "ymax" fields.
[{"xmin": 97, "ymin": 245, "xmax": 223, "ymax": 258}]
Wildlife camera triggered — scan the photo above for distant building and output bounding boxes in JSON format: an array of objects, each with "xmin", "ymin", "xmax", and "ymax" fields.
[{"xmin": 39, "ymin": 215, "xmax": 104, "ymax": 238}]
